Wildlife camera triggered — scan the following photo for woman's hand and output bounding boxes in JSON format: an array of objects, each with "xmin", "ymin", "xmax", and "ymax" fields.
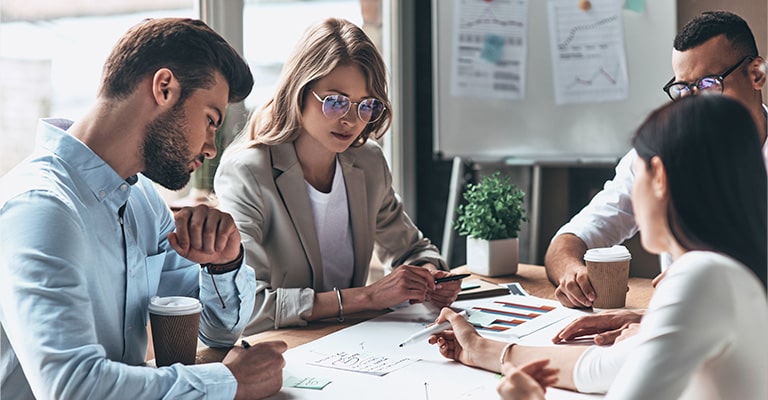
[
  {"xmin": 365, "ymin": 265, "xmax": 435, "ymax": 308},
  {"xmin": 427, "ymin": 268, "xmax": 462, "ymax": 308},
  {"xmin": 497, "ymin": 359, "xmax": 558, "ymax": 400},
  {"xmin": 552, "ymin": 309, "xmax": 644, "ymax": 345},
  {"xmin": 427, "ymin": 308, "xmax": 488, "ymax": 368}
]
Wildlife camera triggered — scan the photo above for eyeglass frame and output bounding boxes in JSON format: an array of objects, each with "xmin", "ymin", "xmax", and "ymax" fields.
[
  {"xmin": 662, "ymin": 55, "xmax": 754, "ymax": 101},
  {"xmin": 310, "ymin": 90, "xmax": 386, "ymax": 124}
]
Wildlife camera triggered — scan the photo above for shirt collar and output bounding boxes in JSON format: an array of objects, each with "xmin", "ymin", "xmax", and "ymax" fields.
[{"xmin": 37, "ymin": 118, "xmax": 134, "ymax": 208}]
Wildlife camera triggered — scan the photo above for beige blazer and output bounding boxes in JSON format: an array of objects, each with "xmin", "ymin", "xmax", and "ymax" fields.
[{"xmin": 215, "ymin": 140, "xmax": 445, "ymax": 334}]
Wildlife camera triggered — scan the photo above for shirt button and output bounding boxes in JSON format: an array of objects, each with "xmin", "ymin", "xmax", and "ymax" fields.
[
  {"xmin": 98, "ymin": 190, "xmax": 106, "ymax": 197},
  {"xmin": 120, "ymin": 184, "xmax": 128, "ymax": 191}
]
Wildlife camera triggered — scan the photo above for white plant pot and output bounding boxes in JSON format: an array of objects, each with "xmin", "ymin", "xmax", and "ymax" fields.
[{"xmin": 466, "ymin": 237, "xmax": 519, "ymax": 277}]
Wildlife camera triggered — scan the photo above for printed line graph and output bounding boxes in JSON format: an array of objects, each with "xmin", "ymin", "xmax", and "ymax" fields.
[
  {"xmin": 558, "ymin": 15, "xmax": 618, "ymax": 49},
  {"xmin": 566, "ymin": 65, "xmax": 620, "ymax": 89},
  {"xmin": 459, "ymin": 0, "xmax": 526, "ymax": 30},
  {"xmin": 547, "ymin": 0, "xmax": 628, "ymax": 104}
]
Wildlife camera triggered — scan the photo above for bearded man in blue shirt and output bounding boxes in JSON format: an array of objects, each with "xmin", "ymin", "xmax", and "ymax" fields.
[{"xmin": 0, "ymin": 18, "xmax": 286, "ymax": 400}]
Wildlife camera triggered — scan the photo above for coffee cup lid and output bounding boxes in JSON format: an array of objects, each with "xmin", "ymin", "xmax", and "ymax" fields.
[
  {"xmin": 584, "ymin": 245, "xmax": 632, "ymax": 262},
  {"xmin": 148, "ymin": 296, "xmax": 202, "ymax": 316}
]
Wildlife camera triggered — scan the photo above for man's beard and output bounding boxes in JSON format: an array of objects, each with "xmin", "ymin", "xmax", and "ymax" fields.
[{"xmin": 140, "ymin": 103, "xmax": 199, "ymax": 191}]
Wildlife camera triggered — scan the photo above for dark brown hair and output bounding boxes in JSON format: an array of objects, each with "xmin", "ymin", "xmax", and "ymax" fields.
[{"xmin": 99, "ymin": 18, "xmax": 253, "ymax": 104}]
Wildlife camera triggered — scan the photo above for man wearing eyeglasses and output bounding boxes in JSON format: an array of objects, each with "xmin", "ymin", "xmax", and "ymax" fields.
[{"xmin": 545, "ymin": 11, "xmax": 766, "ymax": 324}]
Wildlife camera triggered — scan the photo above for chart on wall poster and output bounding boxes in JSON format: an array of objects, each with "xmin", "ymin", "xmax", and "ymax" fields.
[
  {"xmin": 433, "ymin": 0, "xmax": 676, "ymax": 159},
  {"xmin": 450, "ymin": 0, "xmax": 530, "ymax": 100},
  {"xmin": 547, "ymin": 0, "xmax": 629, "ymax": 105}
]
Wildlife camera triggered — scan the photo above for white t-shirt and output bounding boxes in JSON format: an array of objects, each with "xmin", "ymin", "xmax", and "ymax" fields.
[
  {"xmin": 556, "ymin": 104, "xmax": 768, "ymax": 270},
  {"xmin": 573, "ymin": 251, "xmax": 768, "ymax": 400},
  {"xmin": 305, "ymin": 158, "xmax": 354, "ymax": 292}
]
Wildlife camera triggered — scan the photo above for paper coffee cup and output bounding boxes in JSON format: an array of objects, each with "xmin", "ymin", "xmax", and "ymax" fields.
[
  {"xmin": 148, "ymin": 296, "xmax": 202, "ymax": 367},
  {"xmin": 584, "ymin": 245, "xmax": 632, "ymax": 309}
]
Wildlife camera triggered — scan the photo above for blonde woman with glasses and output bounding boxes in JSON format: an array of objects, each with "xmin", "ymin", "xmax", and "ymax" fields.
[{"xmin": 215, "ymin": 18, "xmax": 460, "ymax": 335}]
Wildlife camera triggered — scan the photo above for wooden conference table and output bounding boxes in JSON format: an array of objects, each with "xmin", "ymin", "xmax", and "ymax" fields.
[{"xmin": 195, "ymin": 264, "xmax": 654, "ymax": 363}]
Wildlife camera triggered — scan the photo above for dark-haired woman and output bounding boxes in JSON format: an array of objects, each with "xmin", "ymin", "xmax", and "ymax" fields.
[{"xmin": 430, "ymin": 95, "xmax": 767, "ymax": 400}]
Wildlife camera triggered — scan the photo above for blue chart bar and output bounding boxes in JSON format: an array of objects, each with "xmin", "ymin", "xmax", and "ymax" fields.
[
  {"xmin": 494, "ymin": 301, "xmax": 553, "ymax": 315},
  {"xmin": 473, "ymin": 307, "xmax": 535, "ymax": 320}
]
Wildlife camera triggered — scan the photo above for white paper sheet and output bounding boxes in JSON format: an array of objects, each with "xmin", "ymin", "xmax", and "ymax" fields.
[
  {"xmin": 267, "ymin": 297, "xmax": 603, "ymax": 399},
  {"xmin": 547, "ymin": 0, "xmax": 629, "ymax": 104},
  {"xmin": 450, "ymin": 0, "xmax": 530, "ymax": 100}
]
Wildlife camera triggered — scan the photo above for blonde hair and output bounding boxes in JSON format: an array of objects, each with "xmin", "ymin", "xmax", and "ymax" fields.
[{"xmin": 245, "ymin": 17, "xmax": 391, "ymax": 147}]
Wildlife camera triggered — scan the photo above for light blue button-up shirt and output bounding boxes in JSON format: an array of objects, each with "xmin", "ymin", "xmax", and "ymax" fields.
[{"xmin": 0, "ymin": 119, "xmax": 256, "ymax": 399}]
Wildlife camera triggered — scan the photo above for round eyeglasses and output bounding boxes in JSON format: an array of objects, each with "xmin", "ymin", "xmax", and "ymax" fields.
[
  {"xmin": 311, "ymin": 90, "xmax": 386, "ymax": 124},
  {"xmin": 662, "ymin": 56, "xmax": 754, "ymax": 101}
]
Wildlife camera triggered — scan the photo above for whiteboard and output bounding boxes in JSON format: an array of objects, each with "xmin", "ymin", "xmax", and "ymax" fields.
[{"xmin": 432, "ymin": 0, "xmax": 677, "ymax": 161}]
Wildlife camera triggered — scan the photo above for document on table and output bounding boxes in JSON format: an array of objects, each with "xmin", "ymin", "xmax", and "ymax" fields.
[
  {"xmin": 456, "ymin": 294, "xmax": 578, "ymax": 339},
  {"xmin": 270, "ymin": 296, "xmax": 595, "ymax": 399},
  {"xmin": 307, "ymin": 351, "xmax": 417, "ymax": 376}
]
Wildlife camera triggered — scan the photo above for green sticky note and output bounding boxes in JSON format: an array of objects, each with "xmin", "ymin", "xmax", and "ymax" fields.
[
  {"xmin": 284, "ymin": 376, "xmax": 332, "ymax": 390},
  {"xmin": 624, "ymin": 0, "xmax": 645, "ymax": 13},
  {"xmin": 467, "ymin": 310, "xmax": 499, "ymax": 327},
  {"xmin": 481, "ymin": 34, "xmax": 505, "ymax": 63}
]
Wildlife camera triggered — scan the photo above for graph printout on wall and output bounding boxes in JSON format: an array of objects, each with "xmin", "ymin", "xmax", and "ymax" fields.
[
  {"xmin": 547, "ymin": 0, "xmax": 629, "ymax": 105},
  {"xmin": 450, "ymin": 0, "xmax": 530, "ymax": 100},
  {"xmin": 433, "ymin": 0, "xmax": 676, "ymax": 160}
]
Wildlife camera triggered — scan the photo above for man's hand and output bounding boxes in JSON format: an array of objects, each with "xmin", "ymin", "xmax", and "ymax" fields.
[
  {"xmin": 553, "ymin": 264, "xmax": 595, "ymax": 308},
  {"xmin": 223, "ymin": 340, "xmax": 287, "ymax": 400},
  {"xmin": 169, "ymin": 205, "xmax": 242, "ymax": 265},
  {"xmin": 552, "ymin": 309, "xmax": 645, "ymax": 345},
  {"xmin": 545, "ymin": 234, "xmax": 594, "ymax": 308}
]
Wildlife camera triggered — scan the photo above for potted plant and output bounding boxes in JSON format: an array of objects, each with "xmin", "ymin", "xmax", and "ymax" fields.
[{"xmin": 455, "ymin": 172, "xmax": 527, "ymax": 277}]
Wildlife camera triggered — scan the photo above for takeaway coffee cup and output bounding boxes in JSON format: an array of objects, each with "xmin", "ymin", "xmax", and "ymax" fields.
[
  {"xmin": 584, "ymin": 245, "xmax": 632, "ymax": 309},
  {"xmin": 148, "ymin": 296, "xmax": 202, "ymax": 367}
]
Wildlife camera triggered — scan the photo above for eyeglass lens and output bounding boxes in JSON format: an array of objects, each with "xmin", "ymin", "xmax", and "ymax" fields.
[
  {"xmin": 321, "ymin": 94, "xmax": 384, "ymax": 123},
  {"xmin": 667, "ymin": 76, "xmax": 722, "ymax": 100}
]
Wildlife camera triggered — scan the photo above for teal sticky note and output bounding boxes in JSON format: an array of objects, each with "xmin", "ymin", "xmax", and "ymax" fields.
[
  {"xmin": 625, "ymin": 0, "xmax": 645, "ymax": 13},
  {"xmin": 481, "ymin": 34, "xmax": 504, "ymax": 63},
  {"xmin": 467, "ymin": 310, "xmax": 499, "ymax": 327},
  {"xmin": 284, "ymin": 376, "xmax": 332, "ymax": 390}
]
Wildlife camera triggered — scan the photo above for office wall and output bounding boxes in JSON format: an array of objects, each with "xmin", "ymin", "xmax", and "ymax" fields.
[
  {"xmin": 432, "ymin": 0, "xmax": 676, "ymax": 161},
  {"xmin": 413, "ymin": 0, "xmax": 768, "ymax": 273}
]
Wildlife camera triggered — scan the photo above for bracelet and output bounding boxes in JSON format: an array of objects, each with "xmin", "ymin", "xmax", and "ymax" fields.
[
  {"xmin": 499, "ymin": 342, "xmax": 516, "ymax": 370},
  {"xmin": 201, "ymin": 244, "xmax": 244, "ymax": 275},
  {"xmin": 333, "ymin": 287, "xmax": 344, "ymax": 322}
]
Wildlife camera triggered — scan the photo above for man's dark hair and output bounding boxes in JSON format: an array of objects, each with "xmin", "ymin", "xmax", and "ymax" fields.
[
  {"xmin": 674, "ymin": 11, "xmax": 758, "ymax": 57},
  {"xmin": 99, "ymin": 18, "xmax": 253, "ymax": 104}
]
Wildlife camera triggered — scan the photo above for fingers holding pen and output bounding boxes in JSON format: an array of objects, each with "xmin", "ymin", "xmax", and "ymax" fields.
[{"xmin": 369, "ymin": 265, "xmax": 437, "ymax": 306}]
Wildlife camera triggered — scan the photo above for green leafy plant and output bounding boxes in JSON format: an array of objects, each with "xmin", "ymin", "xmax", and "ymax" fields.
[{"xmin": 455, "ymin": 172, "xmax": 527, "ymax": 241}]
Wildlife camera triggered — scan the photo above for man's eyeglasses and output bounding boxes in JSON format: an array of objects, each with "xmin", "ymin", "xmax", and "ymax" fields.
[
  {"xmin": 662, "ymin": 56, "xmax": 754, "ymax": 101},
  {"xmin": 311, "ymin": 90, "xmax": 386, "ymax": 124}
]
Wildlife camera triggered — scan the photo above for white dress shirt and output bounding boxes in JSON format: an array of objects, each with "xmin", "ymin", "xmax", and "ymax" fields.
[{"xmin": 555, "ymin": 104, "xmax": 768, "ymax": 269}]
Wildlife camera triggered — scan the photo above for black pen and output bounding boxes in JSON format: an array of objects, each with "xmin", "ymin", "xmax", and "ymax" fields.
[
  {"xmin": 241, "ymin": 339, "xmax": 251, "ymax": 349},
  {"xmin": 434, "ymin": 273, "xmax": 471, "ymax": 284}
]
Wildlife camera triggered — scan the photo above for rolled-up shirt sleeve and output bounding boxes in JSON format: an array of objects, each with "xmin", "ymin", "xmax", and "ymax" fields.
[{"xmin": 554, "ymin": 149, "xmax": 638, "ymax": 249}]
